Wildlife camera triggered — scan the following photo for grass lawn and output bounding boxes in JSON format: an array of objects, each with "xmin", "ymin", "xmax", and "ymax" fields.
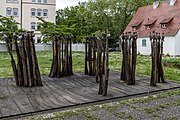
[{"xmin": 0, "ymin": 51, "xmax": 179, "ymax": 83}]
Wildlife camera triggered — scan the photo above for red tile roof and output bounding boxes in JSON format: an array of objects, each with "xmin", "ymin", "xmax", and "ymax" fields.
[
  {"xmin": 131, "ymin": 21, "xmax": 143, "ymax": 27},
  {"xmin": 124, "ymin": 0, "xmax": 180, "ymax": 37},
  {"xmin": 160, "ymin": 17, "xmax": 174, "ymax": 24},
  {"xmin": 144, "ymin": 19, "xmax": 157, "ymax": 26}
]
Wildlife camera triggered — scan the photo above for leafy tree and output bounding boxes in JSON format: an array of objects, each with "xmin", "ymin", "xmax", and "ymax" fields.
[
  {"xmin": 37, "ymin": 17, "xmax": 75, "ymax": 43},
  {"xmin": 55, "ymin": 0, "xmax": 159, "ymax": 47},
  {"xmin": 0, "ymin": 15, "xmax": 22, "ymax": 41},
  {"xmin": 56, "ymin": 3, "xmax": 89, "ymax": 43}
]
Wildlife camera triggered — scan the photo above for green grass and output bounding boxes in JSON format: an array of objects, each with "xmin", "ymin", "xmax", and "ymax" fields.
[
  {"xmin": 0, "ymin": 51, "xmax": 179, "ymax": 83},
  {"xmin": 163, "ymin": 57, "xmax": 180, "ymax": 64},
  {"xmin": 0, "ymin": 52, "xmax": 14, "ymax": 77}
]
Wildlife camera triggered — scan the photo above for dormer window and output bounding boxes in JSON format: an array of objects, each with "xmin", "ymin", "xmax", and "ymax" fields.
[
  {"xmin": 160, "ymin": 17, "xmax": 173, "ymax": 29},
  {"xmin": 131, "ymin": 21, "xmax": 142, "ymax": 31},
  {"xmin": 146, "ymin": 25, "xmax": 151, "ymax": 30},
  {"xmin": 144, "ymin": 19, "xmax": 156, "ymax": 30},
  {"xmin": 132, "ymin": 26, "xmax": 137, "ymax": 31},
  {"xmin": 161, "ymin": 24, "xmax": 167, "ymax": 29}
]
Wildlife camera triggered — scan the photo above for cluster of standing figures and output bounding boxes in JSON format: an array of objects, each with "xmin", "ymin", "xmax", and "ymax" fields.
[
  {"xmin": 85, "ymin": 31, "xmax": 110, "ymax": 96},
  {"xmin": 3, "ymin": 32, "xmax": 42, "ymax": 87},
  {"xmin": 49, "ymin": 35, "xmax": 73, "ymax": 78},
  {"xmin": 121, "ymin": 32, "xmax": 137, "ymax": 85},
  {"xmin": 3, "ymin": 30, "xmax": 166, "ymax": 96},
  {"xmin": 120, "ymin": 32, "xmax": 166, "ymax": 86},
  {"xmin": 150, "ymin": 32, "xmax": 166, "ymax": 86}
]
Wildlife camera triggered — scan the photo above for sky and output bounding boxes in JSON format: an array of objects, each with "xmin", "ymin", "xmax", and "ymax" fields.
[{"xmin": 56, "ymin": 0, "xmax": 87, "ymax": 10}]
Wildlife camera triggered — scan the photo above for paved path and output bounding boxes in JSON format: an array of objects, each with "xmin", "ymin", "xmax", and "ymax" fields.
[{"xmin": 0, "ymin": 71, "xmax": 179, "ymax": 119}]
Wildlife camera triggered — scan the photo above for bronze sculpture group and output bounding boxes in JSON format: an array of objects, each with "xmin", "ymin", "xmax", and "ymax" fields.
[
  {"xmin": 49, "ymin": 35, "xmax": 73, "ymax": 78},
  {"xmin": 121, "ymin": 32, "xmax": 137, "ymax": 85},
  {"xmin": 85, "ymin": 30, "xmax": 110, "ymax": 96},
  {"xmin": 3, "ymin": 32, "xmax": 42, "ymax": 87},
  {"xmin": 149, "ymin": 32, "xmax": 166, "ymax": 86},
  {"xmin": 2, "ymin": 30, "xmax": 166, "ymax": 96}
]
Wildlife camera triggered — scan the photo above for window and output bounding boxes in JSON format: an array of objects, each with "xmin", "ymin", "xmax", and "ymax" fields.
[
  {"xmin": 6, "ymin": 0, "xmax": 11, "ymax": 3},
  {"xmin": 161, "ymin": 24, "xmax": 167, "ymax": 29},
  {"xmin": 142, "ymin": 39, "xmax": 147, "ymax": 47},
  {"xmin": 6, "ymin": 7, "xmax": 12, "ymax": 16},
  {"xmin": 43, "ymin": 9, "xmax": 48, "ymax": 17},
  {"xmin": 32, "ymin": 0, "xmax": 36, "ymax": 2},
  {"xmin": 7, "ymin": 0, "xmax": 18, "ymax": 3},
  {"xmin": 31, "ymin": 8, "xmax": 36, "ymax": 16},
  {"xmin": 160, "ymin": 18, "xmax": 173, "ymax": 29},
  {"xmin": 37, "ymin": 37, "xmax": 41, "ymax": 43},
  {"xmin": 13, "ymin": 0, "xmax": 18, "ymax": 3},
  {"xmin": 44, "ymin": 0, "xmax": 47, "ymax": 3},
  {"xmin": 13, "ymin": 8, "xmax": 18, "ymax": 16},
  {"xmin": 38, "ymin": 0, "xmax": 41, "ymax": 3},
  {"xmin": 37, "ymin": 9, "xmax": 42, "ymax": 16},
  {"xmin": 37, "ymin": 22, "xmax": 41, "ymax": 30},
  {"xmin": 31, "ymin": 22, "xmax": 36, "ymax": 30},
  {"xmin": 146, "ymin": 25, "xmax": 151, "ymax": 30},
  {"xmin": 132, "ymin": 26, "xmax": 137, "ymax": 31}
]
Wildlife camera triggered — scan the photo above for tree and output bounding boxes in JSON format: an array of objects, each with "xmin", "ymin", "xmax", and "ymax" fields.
[{"xmin": 56, "ymin": 0, "xmax": 159, "ymax": 47}]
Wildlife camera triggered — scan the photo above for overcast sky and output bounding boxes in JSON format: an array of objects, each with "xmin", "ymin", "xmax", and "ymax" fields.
[{"xmin": 56, "ymin": 0, "xmax": 87, "ymax": 10}]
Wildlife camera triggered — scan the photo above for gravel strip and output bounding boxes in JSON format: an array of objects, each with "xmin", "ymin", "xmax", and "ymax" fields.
[
  {"xmin": 116, "ymin": 105, "xmax": 160, "ymax": 120},
  {"xmin": 91, "ymin": 108, "xmax": 125, "ymax": 120},
  {"xmin": 154, "ymin": 106, "xmax": 180, "ymax": 119},
  {"xmin": 60, "ymin": 113, "xmax": 88, "ymax": 120},
  {"xmin": 130, "ymin": 95, "xmax": 180, "ymax": 109}
]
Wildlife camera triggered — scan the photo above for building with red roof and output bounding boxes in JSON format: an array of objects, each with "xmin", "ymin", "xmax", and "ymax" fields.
[{"xmin": 124, "ymin": 0, "xmax": 180, "ymax": 56}]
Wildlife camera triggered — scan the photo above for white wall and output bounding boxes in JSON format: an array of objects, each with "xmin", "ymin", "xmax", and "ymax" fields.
[
  {"xmin": 66, "ymin": 43, "xmax": 85, "ymax": 52},
  {"xmin": 137, "ymin": 36, "xmax": 176, "ymax": 56},
  {"xmin": 137, "ymin": 37, "xmax": 151, "ymax": 55},
  {"xmin": 164, "ymin": 36, "xmax": 176, "ymax": 56},
  {"xmin": 175, "ymin": 30, "xmax": 180, "ymax": 56},
  {"xmin": 35, "ymin": 43, "xmax": 85, "ymax": 52},
  {"xmin": 0, "ymin": 43, "xmax": 16, "ymax": 51},
  {"xmin": 0, "ymin": 43, "xmax": 85, "ymax": 52},
  {"xmin": 35, "ymin": 43, "xmax": 52, "ymax": 51},
  {"xmin": 0, "ymin": 44, "xmax": 10, "ymax": 51}
]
